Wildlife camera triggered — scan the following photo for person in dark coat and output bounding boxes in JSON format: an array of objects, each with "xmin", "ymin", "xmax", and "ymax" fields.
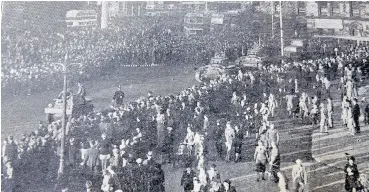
[
  {"xmin": 181, "ymin": 167, "xmax": 196, "ymax": 192},
  {"xmin": 112, "ymin": 85, "xmax": 125, "ymax": 106},
  {"xmin": 345, "ymin": 156, "xmax": 360, "ymax": 192},
  {"xmin": 162, "ymin": 127, "xmax": 174, "ymax": 164},
  {"xmin": 132, "ymin": 158, "xmax": 146, "ymax": 191},
  {"xmin": 214, "ymin": 120, "xmax": 224, "ymax": 160},
  {"xmin": 233, "ymin": 125, "xmax": 244, "ymax": 162},
  {"xmin": 352, "ymin": 98, "xmax": 361, "ymax": 134},
  {"xmin": 149, "ymin": 164, "xmax": 165, "ymax": 192}
]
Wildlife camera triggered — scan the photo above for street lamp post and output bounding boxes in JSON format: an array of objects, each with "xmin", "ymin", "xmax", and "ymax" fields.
[{"xmin": 52, "ymin": 52, "xmax": 81, "ymax": 179}]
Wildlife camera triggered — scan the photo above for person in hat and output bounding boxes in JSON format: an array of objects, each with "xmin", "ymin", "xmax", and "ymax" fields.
[
  {"xmin": 112, "ymin": 85, "xmax": 125, "ymax": 107},
  {"xmin": 219, "ymin": 179, "xmax": 236, "ymax": 192}
]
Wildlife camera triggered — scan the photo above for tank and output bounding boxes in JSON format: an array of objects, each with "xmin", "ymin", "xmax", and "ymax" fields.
[{"xmin": 45, "ymin": 95, "xmax": 94, "ymax": 118}]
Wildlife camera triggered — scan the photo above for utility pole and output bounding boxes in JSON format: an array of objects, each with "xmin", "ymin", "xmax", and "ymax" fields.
[{"xmin": 279, "ymin": 1, "xmax": 284, "ymax": 57}]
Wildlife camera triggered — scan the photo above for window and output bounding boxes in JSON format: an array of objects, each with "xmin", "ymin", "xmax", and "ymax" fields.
[
  {"xmin": 332, "ymin": 2, "xmax": 340, "ymax": 16},
  {"xmin": 319, "ymin": 2, "xmax": 328, "ymax": 16},
  {"xmin": 297, "ymin": 2, "xmax": 306, "ymax": 15},
  {"xmin": 352, "ymin": 2, "xmax": 360, "ymax": 17}
]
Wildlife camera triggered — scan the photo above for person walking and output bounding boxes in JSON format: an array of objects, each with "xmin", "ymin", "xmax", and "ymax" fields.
[
  {"xmin": 352, "ymin": 98, "xmax": 361, "ymax": 134},
  {"xmin": 254, "ymin": 140, "xmax": 268, "ymax": 182},
  {"xmin": 327, "ymin": 97, "xmax": 334, "ymax": 129},
  {"xmin": 233, "ymin": 125, "xmax": 243, "ymax": 162},
  {"xmin": 266, "ymin": 124, "xmax": 280, "ymax": 147},
  {"xmin": 224, "ymin": 121, "xmax": 235, "ymax": 162},
  {"xmin": 291, "ymin": 159, "xmax": 307, "ymax": 192},
  {"xmin": 342, "ymin": 96, "xmax": 349, "ymax": 127},
  {"xmin": 319, "ymin": 103, "xmax": 328, "ymax": 133},
  {"xmin": 112, "ymin": 85, "xmax": 125, "ymax": 107},
  {"xmin": 347, "ymin": 104, "xmax": 356, "ymax": 135},
  {"xmin": 344, "ymin": 156, "xmax": 360, "ymax": 192},
  {"xmin": 269, "ymin": 142, "xmax": 281, "ymax": 183},
  {"xmin": 277, "ymin": 172, "xmax": 289, "ymax": 192}
]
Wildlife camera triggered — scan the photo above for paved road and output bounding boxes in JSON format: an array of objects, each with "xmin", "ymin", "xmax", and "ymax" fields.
[{"xmin": 1, "ymin": 65, "xmax": 198, "ymax": 139}]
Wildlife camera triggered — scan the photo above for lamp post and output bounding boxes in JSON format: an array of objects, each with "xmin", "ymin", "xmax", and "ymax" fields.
[{"xmin": 52, "ymin": 52, "xmax": 81, "ymax": 179}]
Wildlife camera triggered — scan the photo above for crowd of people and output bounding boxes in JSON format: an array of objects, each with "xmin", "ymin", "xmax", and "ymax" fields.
[
  {"xmin": 1, "ymin": 17, "xmax": 248, "ymax": 97},
  {"xmin": 2, "ymin": 18, "xmax": 369, "ymax": 192}
]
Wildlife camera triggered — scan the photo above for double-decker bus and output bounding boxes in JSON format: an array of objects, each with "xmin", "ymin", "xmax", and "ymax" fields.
[{"xmin": 65, "ymin": 10, "xmax": 98, "ymax": 28}]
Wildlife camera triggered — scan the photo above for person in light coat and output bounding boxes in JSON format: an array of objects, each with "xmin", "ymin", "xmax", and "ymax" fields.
[
  {"xmin": 327, "ymin": 97, "xmax": 334, "ymax": 129},
  {"xmin": 224, "ymin": 121, "xmax": 235, "ymax": 162},
  {"xmin": 319, "ymin": 103, "xmax": 328, "ymax": 133},
  {"xmin": 291, "ymin": 159, "xmax": 307, "ymax": 192}
]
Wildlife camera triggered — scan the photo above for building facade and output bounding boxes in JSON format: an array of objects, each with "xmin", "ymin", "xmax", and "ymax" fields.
[{"xmin": 305, "ymin": 1, "xmax": 369, "ymax": 37}]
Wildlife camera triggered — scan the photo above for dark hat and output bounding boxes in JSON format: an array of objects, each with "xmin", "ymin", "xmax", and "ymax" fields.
[
  {"xmin": 348, "ymin": 156, "xmax": 356, "ymax": 162},
  {"xmin": 223, "ymin": 179, "xmax": 231, "ymax": 185}
]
